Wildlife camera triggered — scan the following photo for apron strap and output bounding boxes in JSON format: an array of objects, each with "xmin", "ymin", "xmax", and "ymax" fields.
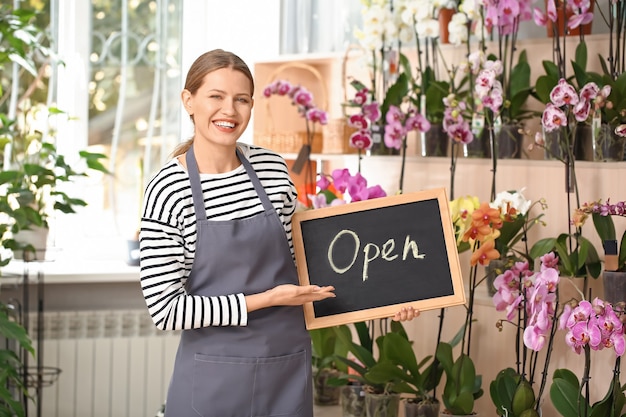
[
  {"xmin": 236, "ymin": 147, "xmax": 275, "ymax": 213},
  {"xmin": 186, "ymin": 146, "xmax": 207, "ymax": 222},
  {"xmin": 186, "ymin": 146, "xmax": 275, "ymax": 223}
]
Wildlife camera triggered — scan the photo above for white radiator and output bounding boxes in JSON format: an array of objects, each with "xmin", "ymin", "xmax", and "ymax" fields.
[{"xmin": 26, "ymin": 310, "xmax": 180, "ymax": 417}]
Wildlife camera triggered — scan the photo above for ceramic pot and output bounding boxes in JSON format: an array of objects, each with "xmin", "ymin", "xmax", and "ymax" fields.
[
  {"xmin": 12, "ymin": 226, "xmax": 49, "ymax": 261},
  {"xmin": 421, "ymin": 123, "xmax": 449, "ymax": 157},
  {"xmin": 365, "ymin": 392, "xmax": 400, "ymax": 417},
  {"xmin": 340, "ymin": 383, "xmax": 366, "ymax": 417},
  {"xmin": 404, "ymin": 398, "xmax": 440, "ymax": 417},
  {"xmin": 313, "ymin": 368, "xmax": 341, "ymax": 406},
  {"xmin": 603, "ymin": 271, "xmax": 626, "ymax": 305}
]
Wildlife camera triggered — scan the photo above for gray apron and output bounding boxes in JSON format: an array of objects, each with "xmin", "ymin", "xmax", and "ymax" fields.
[{"xmin": 164, "ymin": 146, "xmax": 313, "ymax": 417}]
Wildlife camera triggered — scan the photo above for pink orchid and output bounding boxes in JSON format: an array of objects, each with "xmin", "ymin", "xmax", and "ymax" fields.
[
  {"xmin": 524, "ymin": 324, "xmax": 547, "ymax": 351},
  {"xmin": 573, "ymin": 100, "xmax": 591, "ymax": 122},
  {"xmin": 293, "ymin": 88, "xmax": 313, "ymax": 108},
  {"xmin": 331, "ymin": 169, "xmax": 351, "ymax": 193},
  {"xmin": 542, "ymin": 103, "xmax": 567, "ymax": 132},
  {"xmin": 362, "ymin": 102, "xmax": 382, "ymax": 123},
  {"xmin": 550, "ymin": 79, "xmax": 579, "ymax": 107},
  {"xmin": 405, "ymin": 113, "xmax": 431, "ymax": 133},
  {"xmin": 533, "ymin": 8, "xmax": 548, "ymax": 26},
  {"xmin": 384, "ymin": 121, "xmax": 405, "ymax": 150},
  {"xmin": 349, "ymin": 130, "xmax": 373, "ymax": 150},
  {"xmin": 309, "ymin": 193, "xmax": 330, "ymax": 209},
  {"xmin": 616, "ymin": 124, "xmax": 626, "ymax": 137},
  {"xmin": 348, "ymin": 114, "xmax": 370, "ymax": 130},
  {"xmin": 306, "ymin": 108, "xmax": 328, "ymax": 124},
  {"xmin": 316, "ymin": 175, "xmax": 331, "ymax": 191},
  {"xmin": 579, "ymin": 82, "xmax": 599, "ymax": 101},
  {"xmin": 446, "ymin": 122, "xmax": 473, "ymax": 144},
  {"xmin": 354, "ymin": 89, "xmax": 369, "ymax": 106}
]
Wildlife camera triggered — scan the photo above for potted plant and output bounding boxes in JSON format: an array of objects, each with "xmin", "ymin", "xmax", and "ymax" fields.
[
  {"xmin": 310, "ymin": 324, "xmax": 350, "ymax": 406},
  {"xmin": 333, "ymin": 321, "xmax": 404, "ymax": 417},
  {"xmin": 490, "ymin": 252, "xmax": 563, "ymax": 417},
  {"xmin": 550, "ymin": 297, "xmax": 626, "ymax": 417},
  {"xmin": 365, "ymin": 328, "xmax": 442, "ymax": 417},
  {"xmin": 435, "ymin": 341, "xmax": 483, "ymax": 416},
  {"xmin": 573, "ymin": 198, "xmax": 626, "ymax": 304},
  {"xmin": 0, "ymin": 105, "xmax": 108, "ymax": 260}
]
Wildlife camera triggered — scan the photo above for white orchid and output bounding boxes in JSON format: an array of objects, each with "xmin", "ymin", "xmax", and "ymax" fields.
[{"xmin": 490, "ymin": 190, "xmax": 532, "ymax": 216}]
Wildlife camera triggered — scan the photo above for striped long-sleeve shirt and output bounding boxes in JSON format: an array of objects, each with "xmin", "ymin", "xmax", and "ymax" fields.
[{"xmin": 139, "ymin": 143, "xmax": 298, "ymax": 331}]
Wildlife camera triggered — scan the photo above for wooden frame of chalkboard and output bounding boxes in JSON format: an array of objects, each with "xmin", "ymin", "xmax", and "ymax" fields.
[{"xmin": 292, "ymin": 187, "xmax": 465, "ymax": 330}]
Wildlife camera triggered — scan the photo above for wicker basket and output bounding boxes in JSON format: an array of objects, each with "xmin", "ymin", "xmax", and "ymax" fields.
[
  {"xmin": 321, "ymin": 44, "xmax": 366, "ymax": 154},
  {"xmin": 321, "ymin": 119, "xmax": 358, "ymax": 154},
  {"xmin": 255, "ymin": 62, "xmax": 327, "ymax": 154}
]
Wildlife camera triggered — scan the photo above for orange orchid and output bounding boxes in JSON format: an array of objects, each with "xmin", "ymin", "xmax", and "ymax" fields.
[
  {"xmin": 463, "ymin": 202, "xmax": 503, "ymax": 242},
  {"xmin": 470, "ymin": 239, "xmax": 500, "ymax": 266},
  {"xmin": 472, "ymin": 201, "xmax": 504, "ymax": 229}
]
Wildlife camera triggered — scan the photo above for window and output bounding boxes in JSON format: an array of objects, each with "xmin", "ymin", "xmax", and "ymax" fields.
[{"xmin": 52, "ymin": 0, "xmax": 183, "ymax": 262}]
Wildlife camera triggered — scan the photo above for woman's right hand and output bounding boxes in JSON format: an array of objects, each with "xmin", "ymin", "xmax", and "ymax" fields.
[{"xmin": 246, "ymin": 284, "xmax": 335, "ymax": 312}]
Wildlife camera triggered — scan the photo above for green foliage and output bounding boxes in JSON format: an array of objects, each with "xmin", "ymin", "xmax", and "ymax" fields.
[
  {"xmin": 435, "ymin": 341, "xmax": 483, "ymax": 415},
  {"xmin": 533, "ymin": 42, "xmax": 599, "ymax": 105},
  {"xmin": 0, "ymin": 304, "xmax": 34, "ymax": 417},
  {"xmin": 529, "ymin": 233, "xmax": 602, "ymax": 278},
  {"xmin": 0, "ymin": 5, "xmax": 109, "ymax": 263},
  {"xmin": 310, "ymin": 325, "xmax": 350, "ymax": 377},
  {"xmin": 550, "ymin": 367, "xmax": 626, "ymax": 417},
  {"xmin": 365, "ymin": 330, "xmax": 442, "ymax": 401},
  {"xmin": 501, "ymin": 50, "xmax": 534, "ymax": 124},
  {"xmin": 591, "ymin": 212, "xmax": 626, "ymax": 272},
  {"xmin": 332, "ymin": 321, "xmax": 408, "ymax": 394}
]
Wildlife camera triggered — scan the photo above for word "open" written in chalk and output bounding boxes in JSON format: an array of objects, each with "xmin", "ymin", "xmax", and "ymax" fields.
[{"xmin": 327, "ymin": 229, "xmax": 426, "ymax": 281}]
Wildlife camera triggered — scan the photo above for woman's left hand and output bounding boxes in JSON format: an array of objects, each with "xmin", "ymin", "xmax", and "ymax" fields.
[{"xmin": 392, "ymin": 306, "xmax": 420, "ymax": 322}]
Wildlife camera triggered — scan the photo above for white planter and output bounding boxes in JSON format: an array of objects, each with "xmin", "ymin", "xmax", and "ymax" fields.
[{"xmin": 13, "ymin": 226, "xmax": 49, "ymax": 261}]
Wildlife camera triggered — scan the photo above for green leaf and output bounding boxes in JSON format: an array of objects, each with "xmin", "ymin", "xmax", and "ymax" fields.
[
  {"xmin": 530, "ymin": 237, "xmax": 557, "ymax": 259},
  {"xmin": 592, "ymin": 212, "xmax": 617, "ymax": 241},
  {"xmin": 550, "ymin": 371, "xmax": 590, "ymax": 417},
  {"xmin": 574, "ymin": 41, "xmax": 588, "ymax": 72},
  {"xmin": 510, "ymin": 56, "xmax": 531, "ymax": 100},
  {"xmin": 381, "ymin": 72, "xmax": 409, "ymax": 117},
  {"xmin": 489, "ymin": 368, "xmax": 519, "ymax": 416}
]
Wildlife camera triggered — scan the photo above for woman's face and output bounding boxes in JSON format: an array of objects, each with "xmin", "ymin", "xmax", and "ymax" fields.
[{"xmin": 182, "ymin": 67, "xmax": 254, "ymax": 147}]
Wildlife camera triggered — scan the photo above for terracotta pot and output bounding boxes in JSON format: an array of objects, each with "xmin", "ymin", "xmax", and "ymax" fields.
[
  {"xmin": 546, "ymin": 0, "xmax": 594, "ymax": 37},
  {"xmin": 438, "ymin": 8, "xmax": 455, "ymax": 44}
]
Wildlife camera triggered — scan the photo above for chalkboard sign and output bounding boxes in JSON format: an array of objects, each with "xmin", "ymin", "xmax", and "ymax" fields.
[{"xmin": 292, "ymin": 187, "xmax": 465, "ymax": 330}]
